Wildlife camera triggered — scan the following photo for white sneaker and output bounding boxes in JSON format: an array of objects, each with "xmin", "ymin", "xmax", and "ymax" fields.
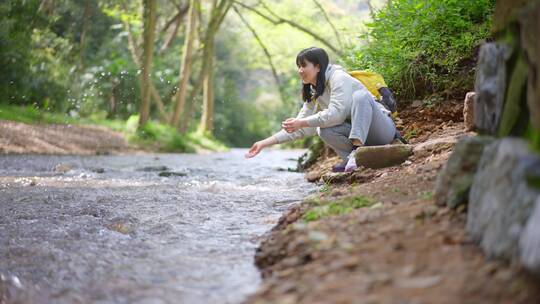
[{"xmin": 344, "ymin": 148, "xmax": 358, "ymax": 172}]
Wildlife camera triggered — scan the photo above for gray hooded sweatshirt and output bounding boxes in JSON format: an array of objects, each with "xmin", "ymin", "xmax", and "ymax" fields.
[{"xmin": 273, "ymin": 64, "xmax": 389, "ymax": 144}]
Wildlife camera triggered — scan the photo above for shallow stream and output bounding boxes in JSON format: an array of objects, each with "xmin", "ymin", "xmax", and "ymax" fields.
[{"xmin": 0, "ymin": 149, "xmax": 315, "ymax": 303}]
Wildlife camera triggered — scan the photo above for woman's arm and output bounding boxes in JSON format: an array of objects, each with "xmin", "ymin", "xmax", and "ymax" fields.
[{"xmin": 272, "ymin": 101, "xmax": 317, "ymax": 143}]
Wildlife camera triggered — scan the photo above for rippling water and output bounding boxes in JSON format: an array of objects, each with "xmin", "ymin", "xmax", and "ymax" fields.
[{"xmin": 0, "ymin": 149, "xmax": 315, "ymax": 304}]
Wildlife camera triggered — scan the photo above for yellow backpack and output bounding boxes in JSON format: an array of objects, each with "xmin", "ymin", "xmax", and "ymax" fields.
[{"xmin": 348, "ymin": 70, "xmax": 387, "ymax": 100}]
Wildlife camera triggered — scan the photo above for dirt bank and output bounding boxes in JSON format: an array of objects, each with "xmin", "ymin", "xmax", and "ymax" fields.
[
  {"xmin": 0, "ymin": 120, "xmax": 135, "ymax": 155},
  {"xmin": 246, "ymin": 101, "xmax": 540, "ymax": 304}
]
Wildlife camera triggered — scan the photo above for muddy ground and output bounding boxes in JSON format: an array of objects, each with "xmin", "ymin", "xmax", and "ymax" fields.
[
  {"xmin": 0, "ymin": 120, "xmax": 133, "ymax": 155},
  {"xmin": 246, "ymin": 100, "xmax": 540, "ymax": 304}
]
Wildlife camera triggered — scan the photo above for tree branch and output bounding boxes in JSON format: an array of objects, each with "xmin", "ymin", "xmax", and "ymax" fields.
[
  {"xmin": 312, "ymin": 0, "xmax": 343, "ymax": 49},
  {"xmin": 233, "ymin": 0, "xmax": 342, "ymax": 55},
  {"xmin": 161, "ymin": 2, "xmax": 189, "ymax": 34},
  {"xmin": 233, "ymin": 5, "xmax": 286, "ymax": 104}
]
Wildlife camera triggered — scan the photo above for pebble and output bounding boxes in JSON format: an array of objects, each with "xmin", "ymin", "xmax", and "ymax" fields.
[
  {"xmin": 395, "ymin": 275, "xmax": 442, "ymax": 289},
  {"xmin": 308, "ymin": 230, "xmax": 328, "ymax": 242}
]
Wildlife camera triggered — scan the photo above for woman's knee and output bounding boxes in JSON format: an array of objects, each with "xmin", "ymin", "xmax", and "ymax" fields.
[
  {"xmin": 317, "ymin": 124, "xmax": 345, "ymax": 140},
  {"xmin": 317, "ymin": 126, "xmax": 334, "ymax": 140},
  {"xmin": 352, "ymin": 90, "xmax": 375, "ymax": 107}
]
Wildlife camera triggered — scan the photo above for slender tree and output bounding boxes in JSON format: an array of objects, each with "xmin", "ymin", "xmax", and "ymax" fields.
[
  {"xmin": 171, "ymin": 0, "xmax": 199, "ymax": 129},
  {"xmin": 139, "ymin": 0, "xmax": 157, "ymax": 126},
  {"xmin": 79, "ymin": 0, "xmax": 92, "ymax": 69},
  {"xmin": 180, "ymin": 0, "xmax": 231, "ymax": 134},
  {"xmin": 123, "ymin": 15, "xmax": 169, "ymax": 122}
]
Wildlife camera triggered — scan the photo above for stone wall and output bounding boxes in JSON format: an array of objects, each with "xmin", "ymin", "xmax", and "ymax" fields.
[{"xmin": 436, "ymin": 0, "xmax": 540, "ymax": 275}]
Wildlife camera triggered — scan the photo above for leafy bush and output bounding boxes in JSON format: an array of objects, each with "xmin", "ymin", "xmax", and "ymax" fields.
[{"xmin": 341, "ymin": 0, "xmax": 495, "ymax": 99}]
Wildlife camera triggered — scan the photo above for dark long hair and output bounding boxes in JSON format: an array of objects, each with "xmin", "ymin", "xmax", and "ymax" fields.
[{"xmin": 296, "ymin": 47, "xmax": 329, "ymax": 102}]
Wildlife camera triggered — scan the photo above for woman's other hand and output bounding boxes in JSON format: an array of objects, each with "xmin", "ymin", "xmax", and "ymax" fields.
[{"xmin": 282, "ymin": 118, "xmax": 307, "ymax": 133}]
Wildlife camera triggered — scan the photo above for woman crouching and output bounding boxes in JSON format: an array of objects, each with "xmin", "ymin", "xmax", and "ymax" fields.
[{"xmin": 245, "ymin": 47, "xmax": 397, "ymax": 172}]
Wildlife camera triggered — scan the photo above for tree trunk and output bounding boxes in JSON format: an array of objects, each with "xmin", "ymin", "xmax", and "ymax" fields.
[
  {"xmin": 139, "ymin": 0, "xmax": 157, "ymax": 127},
  {"xmin": 171, "ymin": 0, "xmax": 199, "ymax": 129},
  {"xmin": 79, "ymin": 0, "xmax": 92, "ymax": 69},
  {"xmin": 123, "ymin": 16, "xmax": 169, "ymax": 122},
  {"xmin": 200, "ymin": 37, "xmax": 215, "ymax": 133},
  {"xmin": 180, "ymin": 0, "xmax": 231, "ymax": 134}
]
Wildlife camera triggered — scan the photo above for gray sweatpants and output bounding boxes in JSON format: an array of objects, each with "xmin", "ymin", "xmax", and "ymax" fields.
[{"xmin": 317, "ymin": 90, "xmax": 396, "ymax": 161}]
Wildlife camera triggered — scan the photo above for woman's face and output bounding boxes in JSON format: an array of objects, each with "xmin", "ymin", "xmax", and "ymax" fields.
[{"xmin": 297, "ymin": 60, "xmax": 320, "ymax": 85}]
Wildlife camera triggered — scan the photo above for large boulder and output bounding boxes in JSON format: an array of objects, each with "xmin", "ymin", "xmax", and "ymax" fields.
[
  {"xmin": 467, "ymin": 138, "xmax": 540, "ymax": 261},
  {"xmin": 520, "ymin": 197, "xmax": 540, "ymax": 274},
  {"xmin": 474, "ymin": 43, "xmax": 513, "ymax": 135},
  {"xmin": 354, "ymin": 144, "xmax": 413, "ymax": 169},
  {"xmin": 434, "ymin": 136, "xmax": 495, "ymax": 209}
]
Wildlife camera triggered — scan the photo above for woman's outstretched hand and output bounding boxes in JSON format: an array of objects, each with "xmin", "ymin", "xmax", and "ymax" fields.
[
  {"xmin": 245, "ymin": 136, "xmax": 278, "ymax": 159},
  {"xmin": 245, "ymin": 141, "xmax": 263, "ymax": 158}
]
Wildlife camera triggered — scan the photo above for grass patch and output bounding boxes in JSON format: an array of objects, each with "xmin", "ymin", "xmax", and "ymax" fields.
[
  {"xmin": 303, "ymin": 195, "xmax": 376, "ymax": 222},
  {"xmin": 419, "ymin": 191, "xmax": 434, "ymax": 200},
  {"xmin": 319, "ymin": 182, "xmax": 331, "ymax": 193},
  {"xmin": 404, "ymin": 127, "xmax": 419, "ymax": 141}
]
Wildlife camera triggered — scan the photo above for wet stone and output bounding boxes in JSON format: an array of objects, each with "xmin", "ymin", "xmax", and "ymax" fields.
[
  {"xmin": 158, "ymin": 171, "xmax": 187, "ymax": 177},
  {"xmin": 137, "ymin": 165, "xmax": 169, "ymax": 172},
  {"xmin": 54, "ymin": 163, "xmax": 74, "ymax": 173},
  {"xmin": 0, "ymin": 273, "xmax": 29, "ymax": 303}
]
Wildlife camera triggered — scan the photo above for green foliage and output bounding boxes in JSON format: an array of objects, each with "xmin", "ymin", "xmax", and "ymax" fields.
[
  {"xmin": 0, "ymin": 104, "xmax": 77, "ymax": 125},
  {"xmin": 0, "ymin": 0, "xmax": 370, "ymax": 147},
  {"xmin": 303, "ymin": 195, "xmax": 376, "ymax": 222},
  {"xmin": 131, "ymin": 119, "xmax": 227, "ymax": 153},
  {"xmin": 341, "ymin": 0, "xmax": 495, "ymax": 99}
]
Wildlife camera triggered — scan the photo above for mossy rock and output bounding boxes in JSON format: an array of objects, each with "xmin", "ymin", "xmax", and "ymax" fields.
[{"xmin": 354, "ymin": 144, "xmax": 413, "ymax": 169}]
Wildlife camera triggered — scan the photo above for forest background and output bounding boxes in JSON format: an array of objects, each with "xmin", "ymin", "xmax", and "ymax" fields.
[{"xmin": 0, "ymin": 0, "xmax": 494, "ymax": 151}]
